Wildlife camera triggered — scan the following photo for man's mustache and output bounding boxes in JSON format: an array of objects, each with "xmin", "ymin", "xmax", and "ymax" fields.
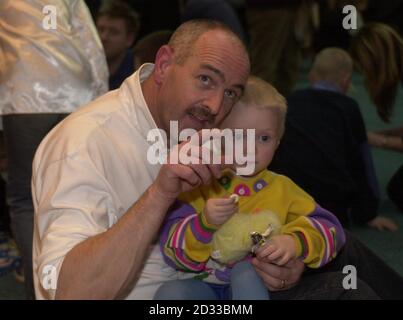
[{"xmin": 187, "ymin": 106, "xmax": 215, "ymax": 124}]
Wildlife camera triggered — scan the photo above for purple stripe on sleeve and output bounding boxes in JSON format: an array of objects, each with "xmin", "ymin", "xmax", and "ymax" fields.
[
  {"xmin": 189, "ymin": 215, "xmax": 214, "ymax": 243},
  {"xmin": 308, "ymin": 204, "xmax": 346, "ymax": 253}
]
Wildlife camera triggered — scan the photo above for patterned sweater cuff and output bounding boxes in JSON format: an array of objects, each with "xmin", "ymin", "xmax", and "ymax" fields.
[
  {"xmin": 199, "ymin": 212, "xmax": 220, "ymax": 232},
  {"xmin": 290, "ymin": 232, "xmax": 309, "ymax": 260}
]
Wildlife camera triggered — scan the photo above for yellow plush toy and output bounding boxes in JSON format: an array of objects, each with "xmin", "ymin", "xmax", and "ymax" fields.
[{"xmin": 211, "ymin": 209, "xmax": 282, "ymax": 265}]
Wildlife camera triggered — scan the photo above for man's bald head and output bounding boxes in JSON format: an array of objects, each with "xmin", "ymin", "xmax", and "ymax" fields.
[
  {"xmin": 309, "ymin": 48, "xmax": 353, "ymax": 92},
  {"xmin": 167, "ymin": 19, "xmax": 249, "ymax": 65}
]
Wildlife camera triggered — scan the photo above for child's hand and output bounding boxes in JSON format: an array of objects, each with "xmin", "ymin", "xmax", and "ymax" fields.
[
  {"xmin": 203, "ymin": 196, "xmax": 238, "ymax": 226},
  {"xmin": 256, "ymin": 234, "xmax": 297, "ymax": 266}
]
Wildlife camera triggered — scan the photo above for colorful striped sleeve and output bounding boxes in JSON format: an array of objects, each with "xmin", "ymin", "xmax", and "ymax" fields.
[
  {"xmin": 159, "ymin": 200, "xmax": 218, "ymax": 272},
  {"xmin": 282, "ymin": 204, "xmax": 346, "ymax": 268}
]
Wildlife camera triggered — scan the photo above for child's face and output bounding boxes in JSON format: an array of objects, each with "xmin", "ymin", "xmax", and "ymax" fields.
[{"xmin": 221, "ymin": 102, "xmax": 281, "ymax": 176}]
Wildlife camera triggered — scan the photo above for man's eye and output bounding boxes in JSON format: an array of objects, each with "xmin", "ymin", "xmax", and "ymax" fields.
[
  {"xmin": 199, "ymin": 75, "xmax": 211, "ymax": 85},
  {"xmin": 259, "ymin": 135, "xmax": 271, "ymax": 142},
  {"xmin": 224, "ymin": 89, "xmax": 236, "ymax": 99}
]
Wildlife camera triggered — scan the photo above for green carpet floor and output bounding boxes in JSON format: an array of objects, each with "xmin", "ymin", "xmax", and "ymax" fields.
[{"xmin": 0, "ymin": 62, "xmax": 402, "ymax": 299}]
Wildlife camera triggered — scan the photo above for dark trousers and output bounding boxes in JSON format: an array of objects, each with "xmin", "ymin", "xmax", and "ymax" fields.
[
  {"xmin": 2, "ymin": 113, "xmax": 67, "ymax": 299},
  {"xmin": 387, "ymin": 165, "xmax": 403, "ymax": 213},
  {"xmin": 0, "ymin": 174, "xmax": 10, "ymax": 233},
  {"xmin": 271, "ymin": 231, "xmax": 403, "ymax": 300},
  {"xmin": 246, "ymin": 7, "xmax": 301, "ymax": 96}
]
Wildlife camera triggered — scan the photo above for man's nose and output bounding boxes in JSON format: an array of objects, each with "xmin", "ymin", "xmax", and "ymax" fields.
[{"xmin": 204, "ymin": 92, "xmax": 224, "ymax": 116}]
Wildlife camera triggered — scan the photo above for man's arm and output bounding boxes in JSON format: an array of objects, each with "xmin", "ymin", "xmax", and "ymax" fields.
[
  {"xmin": 55, "ymin": 183, "xmax": 172, "ymax": 300},
  {"xmin": 54, "ymin": 141, "xmax": 222, "ymax": 299}
]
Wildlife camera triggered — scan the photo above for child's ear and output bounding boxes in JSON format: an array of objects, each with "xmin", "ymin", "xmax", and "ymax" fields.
[{"xmin": 153, "ymin": 45, "xmax": 174, "ymax": 85}]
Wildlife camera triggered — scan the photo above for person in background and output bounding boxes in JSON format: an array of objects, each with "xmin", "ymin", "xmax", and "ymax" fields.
[
  {"xmin": 0, "ymin": 0, "xmax": 108, "ymax": 299},
  {"xmin": 351, "ymin": 23, "xmax": 403, "ymax": 215},
  {"xmin": 97, "ymin": 1, "xmax": 140, "ymax": 90},
  {"xmin": 0, "ymin": 129, "xmax": 13, "ymax": 277},
  {"xmin": 133, "ymin": 30, "xmax": 173, "ymax": 70},
  {"xmin": 182, "ymin": 0, "xmax": 247, "ymax": 43},
  {"xmin": 245, "ymin": 0, "xmax": 303, "ymax": 96},
  {"xmin": 270, "ymin": 48, "xmax": 398, "ymax": 232}
]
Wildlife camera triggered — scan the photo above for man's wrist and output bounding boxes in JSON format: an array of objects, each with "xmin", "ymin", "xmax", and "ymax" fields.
[{"xmin": 148, "ymin": 183, "xmax": 176, "ymax": 208}]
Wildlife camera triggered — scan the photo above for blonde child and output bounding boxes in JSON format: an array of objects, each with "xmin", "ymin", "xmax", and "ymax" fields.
[{"xmin": 156, "ymin": 76, "xmax": 346, "ymax": 300}]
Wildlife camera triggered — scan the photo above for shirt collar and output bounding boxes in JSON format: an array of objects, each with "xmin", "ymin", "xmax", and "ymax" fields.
[
  {"xmin": 118, "ymin": 63, "xmax": 163, "ymax": 144},
  {"xmin": 312, "ymin": 81, "xmax": 343, "ymax": 94}
]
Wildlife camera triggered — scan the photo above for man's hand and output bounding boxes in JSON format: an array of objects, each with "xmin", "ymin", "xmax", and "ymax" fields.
[
  {"xmin": 367, "ymin": 216, "xmax": 399, "ymax": 232},
  {"xmin": 153, "ymin": 134, "xmax": 223, "ymax": 203},
  {"xmin": 251, "ymin": 255, "xmax": 304, "ymax": 291},
  {"xmin": 203, "ymin": 197, "xmax": 238, "ymax": 226},
  {"xmin": 256, "ymin": 234, "xmax": 297, "ymax": 266}
]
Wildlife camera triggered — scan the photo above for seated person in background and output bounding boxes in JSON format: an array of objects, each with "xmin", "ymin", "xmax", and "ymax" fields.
[
  {"xmin": 368, "ymin": 128, "xmax": 403, "ymax": 214},
  {"xmin": 351, "ymin": 23, "xmax": 403, "ymax": 215},
  {"xmin": 270, "ymin": 48, "xmax": 398, "ymax": 232},
  {"xmin": 155, "ymin": 76, "xmax": 346, "ymax": 300},
  {"xmin": 133, "ymin": 31, "xmax": 173, "ymax": 70},
  {"xmin": 96, "ymin": 1, "xmax": 140, "ymax": 90}
]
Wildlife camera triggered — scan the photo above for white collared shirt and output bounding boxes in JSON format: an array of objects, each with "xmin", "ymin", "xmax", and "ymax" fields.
[{"xmin": 32, "ymin": 64, "xmax": 187, "ymax": 300}]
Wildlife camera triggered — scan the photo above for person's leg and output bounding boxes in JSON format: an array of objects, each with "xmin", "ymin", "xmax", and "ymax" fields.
[
  {"xmin": 310, "ymin": 230, "xmax": 403, "ymax": 299},
  {"xmin": 2, "ymin": 113, "xmax": 67, "ymax": 299},
  {"xmin": 154, "ymin": 279, "xmax": 219, "ymax": 300},
  {"xmin": 387, "ymin": 164, "xmax": 403, "ymax": 213},
  {"xmin": 0, "ymin": 175, "xmax": 10, "ymax": 234},
  {"xmin": 246, "ymin": 7, "xmax": 299, "ymax": 96},
  {"xmin": 230, "ymin": 260, "xmax": 269, "ymax": 300},
  {"xmin": 270, "ymin": 272, "xmax": 380, "ymax": 300}
]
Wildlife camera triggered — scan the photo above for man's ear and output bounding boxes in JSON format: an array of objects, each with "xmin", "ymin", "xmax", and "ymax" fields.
[{"xmin": 153, "ymin": 45, "xmax": 174, "ymax": 85}]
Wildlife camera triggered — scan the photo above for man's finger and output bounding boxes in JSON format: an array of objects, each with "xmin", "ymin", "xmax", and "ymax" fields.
[
  {"xmin": 252, "ymin": 259, "xmax": 288, "ymax": 291},
  {"xmin": 187, "ymin": 162, "xmax": 212, "ymax": 186},
  {"xmin": 206, "ymin": 163, "xmax": 222, "ymax": 179},
  {"xmin": 172, "ymin": 164, "xmax": 201, "ymax": 188}
]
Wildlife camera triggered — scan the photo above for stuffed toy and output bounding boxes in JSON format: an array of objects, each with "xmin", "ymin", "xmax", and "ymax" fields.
[{"xmin": 211, "ymin": 207, "xmax": 282, "ymax": 265}]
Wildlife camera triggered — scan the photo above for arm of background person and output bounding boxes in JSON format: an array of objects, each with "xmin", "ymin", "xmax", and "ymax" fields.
[{"xmin": 367, "ymin": 131, "xmax": 403, "ymax": 152}]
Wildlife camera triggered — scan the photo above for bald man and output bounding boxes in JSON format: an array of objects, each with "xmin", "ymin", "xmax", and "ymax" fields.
[
  {"xmin": 271, "ymin": 48, "xmax": 397, "ymax": 232},
  {"xmin": 32, "ymin": 19, "xmax": 251, "ymax": 300}
]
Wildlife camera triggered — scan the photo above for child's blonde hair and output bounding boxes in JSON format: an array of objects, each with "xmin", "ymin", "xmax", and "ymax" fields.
[{"xmin": 238, "ymin": 75, "xmax": 287, "ymax": 137}]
